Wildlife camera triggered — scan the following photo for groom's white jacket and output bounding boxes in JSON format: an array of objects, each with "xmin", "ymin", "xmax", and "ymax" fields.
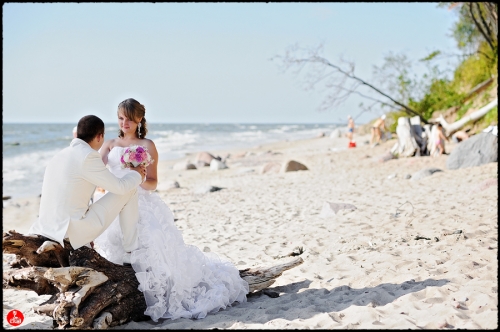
[{"xmin": 29, "ymin": 138, "xmax": 142, "ymax": 247}]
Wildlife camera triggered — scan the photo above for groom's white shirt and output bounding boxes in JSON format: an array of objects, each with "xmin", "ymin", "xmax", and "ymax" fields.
[{"xmin": 29, "ymin": 138, "xmax": 142, "ymax": 248}]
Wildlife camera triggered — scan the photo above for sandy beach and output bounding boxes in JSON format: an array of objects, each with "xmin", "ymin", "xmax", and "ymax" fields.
[{"xmin": 3, "ymin": 133, "xmax": 498, "ymax": 329}]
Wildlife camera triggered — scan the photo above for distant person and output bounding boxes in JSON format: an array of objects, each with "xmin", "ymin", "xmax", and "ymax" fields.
[
  {"xmin": 346, "ymin": 115, "xmax": 355, "ymax": 142},
  {"xmin": 370, "ymin": 114, "xmax": 386, "ymax": 146},
  {"xmin": 451, "ymin": 130, "xmax": 469, "ymax": 143},
  {"xmin": 433, "ymin": 123, "xmax": 449, "ymax": 156}
]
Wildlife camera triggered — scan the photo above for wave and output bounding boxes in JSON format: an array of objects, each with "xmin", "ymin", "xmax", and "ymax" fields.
[{"xmin": 3, "ymin": 123, "xmax": 339, "ymax": 198}]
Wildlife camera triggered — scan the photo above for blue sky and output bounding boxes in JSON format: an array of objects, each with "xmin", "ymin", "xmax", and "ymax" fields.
[{"xmin": 3, "ymin": 3, "xmax": 460, "ymax": 124}]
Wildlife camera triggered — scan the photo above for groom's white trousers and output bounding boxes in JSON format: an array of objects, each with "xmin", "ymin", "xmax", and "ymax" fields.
[{"xmin": 66, "ymin": 188, "xmax": 139, "ymax": 251}]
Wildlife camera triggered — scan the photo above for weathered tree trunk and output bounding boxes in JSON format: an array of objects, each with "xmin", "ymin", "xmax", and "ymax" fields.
[
  {"xmin": 3, "ymin": 230, "xmax": 149, "ymax": 329},
  {"xmin": 3, "ymin": 230, "xmax": 304, "ymax": 329},
  {"xmin": 437, "ymin": 98, "xmax": 498, "ymax": 136}
]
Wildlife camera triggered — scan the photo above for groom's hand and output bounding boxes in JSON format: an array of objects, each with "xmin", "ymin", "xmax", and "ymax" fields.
[{"xmin": 130, "ymin": 165, "xmax": 147, "ymax": 182}]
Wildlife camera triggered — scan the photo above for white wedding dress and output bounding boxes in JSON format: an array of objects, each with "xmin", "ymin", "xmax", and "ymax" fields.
[{"xmin": 94, "ymin": 146, "xmax": 249, "ymax": 322}]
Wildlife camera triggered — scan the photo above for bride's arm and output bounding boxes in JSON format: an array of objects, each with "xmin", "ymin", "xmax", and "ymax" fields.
[
  {"xmin": 99, "ymin": 140, "xmax": 113, "ymax": 165},
  {"xmin": 140, "ymin": 140, "xmax": 158, "ymax": 191}
]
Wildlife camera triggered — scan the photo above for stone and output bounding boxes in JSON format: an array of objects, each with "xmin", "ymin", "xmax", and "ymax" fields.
[
  {"xmin": 260, "ymin": 162, "xmax": 281, "ymax": 174},
  {"xmin": 195, "ymin": 160, "xmax": 210, "ymax": 168},
  {"xmin": 194, "ymin": 185, "xmax": 224, "ymax": 194},
  {"xmin": 195, "ymin": 151, "xmax": 218, "ymax": 165},
  {"xmin": 172, "ymin": 161, "xmax": 197, "ymax": 171},
  {"xmin": 156, "ymin": 180, "xmax": 180, "ymax": 191},
  {"xmin": 233, "ymin": 151, "xmax": 247, "ymax": 158},
  {"xmin": 410, "ymin": 167, "xmax": 443, "ymax": 181},
  {"xmin": 446, "ymin": 132, "xmax": 498, "ymax": 170},
  {"xmin": 320, "ymin": 202, "xmax": 357, "ymax": 218},
  {"xmin": 374, "ymin": 152, "xmax": 395, "ymax": 163},
  {"xmin": 281, "ymin": 160, "xmax": 308, "ymax": 173},
  {"xmin": 237, "ymin": 168, "xmax": 255, "ymax": 174}
]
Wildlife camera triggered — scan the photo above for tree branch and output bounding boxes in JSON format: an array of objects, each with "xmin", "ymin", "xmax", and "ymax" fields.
[
  {"xmin": 332, "ymin": 83, "xmax": 398, "ymax": 109},
  {"xmin": 469, "ymin": 2, "xmax": 495, "ymax": 51},
  {"xmin": 475, "ymin": 3, "xmax": 495, "ymax": 47},
  {"xmin": 311, "ymin": 56, "xmax": 424, "ymax": 119}
]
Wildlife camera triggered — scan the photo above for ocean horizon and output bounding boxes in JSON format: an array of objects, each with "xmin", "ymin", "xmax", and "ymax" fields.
[{"xmin": 3, "ymin": 122, "xmax": 342, "ymax": 199}]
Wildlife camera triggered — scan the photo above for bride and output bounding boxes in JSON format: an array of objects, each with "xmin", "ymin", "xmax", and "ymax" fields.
[{"xmin": 93, "ymin": 98, "xmax": 249, "ymax": 322}]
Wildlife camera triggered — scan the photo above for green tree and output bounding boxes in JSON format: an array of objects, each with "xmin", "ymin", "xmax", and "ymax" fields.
[{"xmin": 441, "ymin": 2, "xmax": 498, "ymax": 58}]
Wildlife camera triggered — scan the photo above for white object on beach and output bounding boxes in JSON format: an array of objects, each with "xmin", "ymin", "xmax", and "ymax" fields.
[
  {"xmin": 483, "ymin": 125, "xmax": 498, "ymax": 136},
  {"xmin": 330, "ymin": 128, "xmax": 343, "ymax": 138},
  {"xmin": 319, "ymin": 201, "xmax": 357, "ymax": 218},
  {"xmin": 210, "ymin": 159, "xmax": 228, "ymax": 171},
  {"xmin": 390, "ymin": 116, "xmax": 422, "ymax": 157}
]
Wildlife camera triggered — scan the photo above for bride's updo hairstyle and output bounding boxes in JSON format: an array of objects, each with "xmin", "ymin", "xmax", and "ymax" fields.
[{"xmin": 117, "ymin": 98, "xmax": 148, "ymax": 139}]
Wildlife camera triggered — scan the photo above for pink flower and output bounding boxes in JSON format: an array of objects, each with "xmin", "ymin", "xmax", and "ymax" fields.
[{"xmin": 120, "ymin": 144, "xmax": 154, "ymax": 169}]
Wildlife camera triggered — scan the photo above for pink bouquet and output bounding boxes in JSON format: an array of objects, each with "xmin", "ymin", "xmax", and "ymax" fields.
[{"xmin": 121, "ymin": 145, "xmax": 154, "ymax": 168}]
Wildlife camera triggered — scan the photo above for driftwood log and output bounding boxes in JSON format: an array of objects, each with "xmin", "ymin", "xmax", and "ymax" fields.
[
  {"xmin": 437, "ymin": 98, "xmax": 498, "ymax": 136},
  {"xmin": 3, "ymin": 230, "xmax": 304, "ymax": 329}
]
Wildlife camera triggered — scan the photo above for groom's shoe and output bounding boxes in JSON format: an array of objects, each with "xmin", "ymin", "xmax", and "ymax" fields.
[{"xmin": 122, "ymin": 252, "xmax": 132, "ymax": 266}]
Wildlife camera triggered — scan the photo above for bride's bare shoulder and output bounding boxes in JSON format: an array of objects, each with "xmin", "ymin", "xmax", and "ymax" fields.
[
  {"xmin": 103, "ymin": 138, "xmax": 119, "ymax": 150},
  {"xmin": 143, "ymin": 138, "xmax": 157, "ymax": 149}
]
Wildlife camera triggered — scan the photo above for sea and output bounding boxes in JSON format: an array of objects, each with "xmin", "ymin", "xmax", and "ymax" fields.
[{"xmin": 3, "ymin": 123, "xmax": 341, "ymax": 199}]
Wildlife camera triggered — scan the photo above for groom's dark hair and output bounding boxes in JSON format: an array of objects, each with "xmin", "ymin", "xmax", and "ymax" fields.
[{"xmin": 77, "ymin": 115, "xmax": 105, "ymax": 143}]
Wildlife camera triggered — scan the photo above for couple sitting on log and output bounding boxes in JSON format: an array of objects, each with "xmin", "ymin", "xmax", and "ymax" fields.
[{"xmin": 4, "ymin": 98, "xmax": 302, "ymax": 329}]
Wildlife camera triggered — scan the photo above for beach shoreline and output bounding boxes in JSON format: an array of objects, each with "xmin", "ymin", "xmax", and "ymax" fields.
[{"xmin": 3, "ymin": 133, "xmax": 498, "ymax": 329}]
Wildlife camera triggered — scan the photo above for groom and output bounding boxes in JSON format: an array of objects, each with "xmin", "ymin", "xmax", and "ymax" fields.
[{"xmin": 29, "ymin": 115, "xmax": 146, "ymax": 261}]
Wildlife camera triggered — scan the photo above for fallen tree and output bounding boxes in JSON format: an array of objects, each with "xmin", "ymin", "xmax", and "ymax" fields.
[
  {"xmin": 437, "ymin": 98, "xmax": 498, "ymax": 136},
  {"xmin": 3, "ymin": 230, "xmax": 304, "ymax": 329}
]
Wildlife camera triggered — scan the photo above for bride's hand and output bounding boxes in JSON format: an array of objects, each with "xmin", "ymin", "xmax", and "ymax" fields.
[{"xmin": 130, "ymin": 165, "xmax": 147, "ymax": 182}]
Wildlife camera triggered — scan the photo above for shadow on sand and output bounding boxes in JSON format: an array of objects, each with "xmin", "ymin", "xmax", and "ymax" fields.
[{"xmin": 121, "ymin": 277, "xmax": 450, "ymax": 329}]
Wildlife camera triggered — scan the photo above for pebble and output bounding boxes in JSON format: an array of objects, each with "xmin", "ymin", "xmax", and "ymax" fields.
[{"xmin": 438, "ymin": 320, "xmax": 448, "ymax": 328}]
